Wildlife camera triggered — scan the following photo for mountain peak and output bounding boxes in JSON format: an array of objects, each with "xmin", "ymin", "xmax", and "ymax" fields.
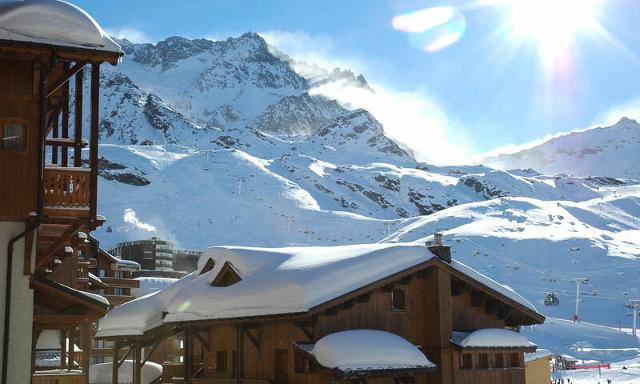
[{"xmin": 615, "ymin": 116, "xmax": 638, "ymax": 126}]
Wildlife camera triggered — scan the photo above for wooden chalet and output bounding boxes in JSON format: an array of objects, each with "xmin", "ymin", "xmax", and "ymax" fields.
[
  {"xmin": 0, "ymin": 0, "xmax": 122, "ymax": 383},
  {"xmin": 97, "ymin": 241, "xmax": 545, "ymax": 384}
]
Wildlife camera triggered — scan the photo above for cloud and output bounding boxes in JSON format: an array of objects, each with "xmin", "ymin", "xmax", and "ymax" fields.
[
  {"xmin": 593, "ymin": 96, "xmax": 640, "ymax": 127},
  {"xmin": 260, "ymin": 30, "xmax": 471, "ymax": 164},
  {"xmin": 104, "ymin": 26, "xmax": 153, "ymax": 43},
  {"xmin": 123, "ymin": 208, "xmax": 157, "ymax": 232}
]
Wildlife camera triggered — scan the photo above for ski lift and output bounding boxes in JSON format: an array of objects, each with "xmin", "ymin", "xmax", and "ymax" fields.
[
  {"xmin": 544, "ymin": 291, "xmax": 560, "ymax": 306},
  {"xmin": 106, "ymin": 225, "xmax": 112, "ymax": 233}
]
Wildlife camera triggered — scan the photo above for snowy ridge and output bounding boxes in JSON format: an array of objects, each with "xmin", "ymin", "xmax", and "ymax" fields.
[{"xmin": 483, "ymin": 117, "xmax": 640, "ymax": 179}]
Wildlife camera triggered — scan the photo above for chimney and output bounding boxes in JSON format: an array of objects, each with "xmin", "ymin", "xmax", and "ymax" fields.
[{"xmin": 427, "ymin": 232, "xmax": 451, "ymax": 263}]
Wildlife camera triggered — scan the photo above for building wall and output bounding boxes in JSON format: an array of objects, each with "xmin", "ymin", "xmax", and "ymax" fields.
[
  {"xmin": 0, "ymin": 58, "xmax": 39, "ymax": 221},
  {"xmin": 0, "ymin": 222, "xmax": 35, "ymax": 383},
  {"xmin": 525, "ymin": 357, "xmax": 551, "ymax": 384}
]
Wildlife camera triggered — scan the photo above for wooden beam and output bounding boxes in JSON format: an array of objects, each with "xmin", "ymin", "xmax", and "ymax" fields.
[
  {"xmin": 497, "ymin": 305, "xmax": 512, "ymax": 320},
  {"xmin": 295, "ymin": 322, "xmax": 314, "ymax": 341},
  {"xmin": 61, "ymin": 62, "xmax": 70, "ymax": 167},
  {"xmin": 243, "ymin": 327, "xmax": 260, "ymax": 350},
  {"xmin": 236, "ymin": 325, "xmax": 243, "ymax": 384},
  {"xmin": 133, "ymin": 342, "xmax": 142, "ymax": 384},
  {"xmin": 142, "ymin": 341, "xmax": 161, "ymax": 366},
  {"xmin": 60, "ymin": 329, "xmax": 68, "ymax": 370},
  {"xmin": 81, "ymin": 323, "xmax": 91, "ymax": 375},
  {"xmin": 118, "ymin": 347, "xmax": 132, "ymax": 368},
  {"xmin": 89, "ymin": 63, "xmax": 100, "ymax": 220},
  {"xmin": 46, "ymin": 61, "xmax": 87, "ymax": 97},
  {"xmin": 51, "ymin": 109, "xmax": 59, "ymax": 164},
  {"xmin": 192, "ymin": 331, "xmax": 209, "ymax": 352},
  {"xmin": 112, "ymin": 341, "xmax": 119, "ymax": 384},
  {"xmin": 35, "ymin": 222, "xmax": 80, "ymax": 272},
  {"xmin": 73, "ymin": 68, "xmax": 83, "ymax": 167},
  {"xmin": 184, "ymin": 328, "xmax": 192, "ymax": 384}
]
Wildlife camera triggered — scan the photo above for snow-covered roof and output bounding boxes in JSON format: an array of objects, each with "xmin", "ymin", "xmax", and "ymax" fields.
[
  {"xmin": 97, "ymin": 243, "xmax": 540, "ymax": 337},
  {"xmin": 115, "ymin": 257, "xmax": 141, "ymax": 270},
  {"xmin": 0, "ymin": 0, "xmax": 122, "ymax": 55},
  {"xmin": 525, "ymin": 349, "xmax": 552, "ymax": 363},
  {"xmin": 131, "ymin": 277, "xmax": 178, "ymax": 298},
  {"xmin": 305, "ymin": 330, "xmax": 435, "ymax": 375},
  {"xmin": 451, "ymin": 329, "xmax": 535, "ymax": 349},
  {"xmin": 450, "ymin": 259, "xmax": 537, "ymax": 312}
]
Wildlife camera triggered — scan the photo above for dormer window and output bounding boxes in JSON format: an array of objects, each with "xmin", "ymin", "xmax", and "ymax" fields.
[
  {"xmin": 211, "ymin": 261, "xmax": 241, "ymax": 287},
  {"xmin": 0, "ymin": 118, "xmax": 27, "ymax": 149},
  {"xmin": 199, "ymin": 258, "xmax": 215, "ymax": 275}
]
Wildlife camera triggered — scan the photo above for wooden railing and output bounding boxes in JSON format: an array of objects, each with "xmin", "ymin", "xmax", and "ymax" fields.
[
  {"xmin": 32, "ymin": 372, "xmax": 86, "ymax": 384},
  {"xmin": 43, "ymin": 166, "xmax": 92, "ymax": 213}
]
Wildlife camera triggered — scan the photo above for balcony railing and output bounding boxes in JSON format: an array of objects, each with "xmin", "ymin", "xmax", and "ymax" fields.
[
  {"xmin": 100, "ymin": 277, "xmax": 139, "ymax": 288},
  {"xmin": 43, "ymin": 166, "xmax": 91, "ymax": 210},
  {"xmin": 32, "ymin": 372, "xmax": 86, "ymax": 384}
]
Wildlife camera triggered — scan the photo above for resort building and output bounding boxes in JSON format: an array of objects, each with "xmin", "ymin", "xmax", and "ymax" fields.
[
  {"xmin": 0, "ymin": 0, "xmax": 122, "ymax": 382},
  {"xmin": 97, "ymin": 239, "xmax": 545, "ymax": 384}
]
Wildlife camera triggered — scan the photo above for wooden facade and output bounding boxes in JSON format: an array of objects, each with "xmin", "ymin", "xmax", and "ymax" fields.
[{"xmin": 0, "ymin": 9, "xmax": 122, "ymax": 383}]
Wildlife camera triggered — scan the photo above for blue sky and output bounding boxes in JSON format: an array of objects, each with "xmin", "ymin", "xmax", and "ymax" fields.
[{"xmin": 76, "ymin": 0, "xmax": 640, "ymax": 162}]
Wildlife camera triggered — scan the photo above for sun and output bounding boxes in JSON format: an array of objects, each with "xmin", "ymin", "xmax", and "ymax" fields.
[{"xmin": 506, "ymin": 0, "xmax": 602, "ymax": 60}]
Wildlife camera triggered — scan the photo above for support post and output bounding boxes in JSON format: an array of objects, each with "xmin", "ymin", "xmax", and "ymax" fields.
[
  {"xmin": 81, "ymin": 324, "xmax": 91, "ymax": 376},
  {"xmin": 60, "ymin": 329, "xmax": 68, "ymax": 371},
  {"xmin": 133, "ymin": 343, "xmax": 142, "ymax": 384},
  {"xmin": 90, "ymin": 64, "xmax": 100, "ymax": 220},
  {"xmin": 236, "ymin": 325, "xmax": 243, "ymax": 384},
  {"xmin": 184, "ymin": 328, "xmax": 192, "ymax": 384},
  {"xmin": 61, "ymin": 62, "xmax": 70, "ymax": 167},
  {"xmin": 571, "ymin": 278, "xmax": 588, "ymax": 322},
  {"xmin": 73, "ymin": 68, "xmax": 83, "ymax": 167},
  {"xmin": 112, "ymin": 341, "xmax": 119, "ymax": 384}
]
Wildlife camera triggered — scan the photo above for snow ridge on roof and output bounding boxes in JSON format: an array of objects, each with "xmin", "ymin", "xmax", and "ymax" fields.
[
  {"xmin": 131, "ymin": 277, "xmax": 178, "ymax": 298},
  {"xmin": 451, "ymin": 259, "xmax": 537, "ymax": 311},
  {"xmin": 0, "ymin": 0, "xmax": 122, "ymax": 54},
  {"xmin": 164, "ymin": 243, "xmax": 433, "ymax": 323},
  {"xmin": 97, "ymin": 243, "xmax": 541, "ymax": 337},
  {"xmin": 452, "ymin": 329, "xmax": 534, "ymax": 349},
  {"xmin": 309, "ymin": 330, "xmax": 435, "ymax": 373}
]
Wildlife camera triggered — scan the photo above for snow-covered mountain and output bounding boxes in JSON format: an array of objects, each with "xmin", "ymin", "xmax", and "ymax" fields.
[
  {"xmin": 483, "ymin": 117, "xmax": 640, "ymax": 179},
  {"xmin": 88, "ymin": 32, "xmax": 640, "ymax": 333}
]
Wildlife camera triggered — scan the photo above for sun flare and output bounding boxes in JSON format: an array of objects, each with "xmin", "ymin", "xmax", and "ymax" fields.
[{"xmin": 506, "ymin": 0, "xmax": 601, "ymax": 59}]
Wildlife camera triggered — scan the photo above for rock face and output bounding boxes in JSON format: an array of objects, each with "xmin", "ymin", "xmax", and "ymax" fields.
[{"xmin": 483, "ymin": 117, "xmax": 640, "ymax": 179}]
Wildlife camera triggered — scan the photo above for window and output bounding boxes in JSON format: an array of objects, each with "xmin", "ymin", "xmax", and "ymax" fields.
[
  {"xmin": 0, "ymin": 118, "xmax": 27, "ymax": 149},
  {"xmin": 391, "ymin": 287, "xmax": 406, "ymax": 311},
  {"xmin": 211, "ymin": 262, "xmax": 241, "ymax": 287},
  {"xmin": 114, "ymin": 270, "xmax": 125, "ymax": 278},
  {"xmin": 113, "ymin": 287, "xmax": 127, "ymax": 296},
  {"xmin": 494, "ymin": 353, "xmax": 505, "ymax": 368},
  {"xmin": 97, "ymin": 269, "xmax": 106, "ymax": 277},
  {"xmin": 509, "ymin": 353, "xmax": 521, "ymax": 368},
  {"xmin": 294, "ymin": 351, "xmax": 317, "ymax": 374},
  {"xmin": 216, "ymin": 351, "xmax": 228, "ymax": 373},
  {"xmin": 461, "ymin": 353, "xmax": 473, "ymax": 369},
  {"xmin": 476, "ymin": 353, "xmax": 489, "ymax": 369}
]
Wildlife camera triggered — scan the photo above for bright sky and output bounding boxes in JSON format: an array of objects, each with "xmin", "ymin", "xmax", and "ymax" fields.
[{"xmin": 76, "ymin": 0, "xmax": 640, "ymax": 163}]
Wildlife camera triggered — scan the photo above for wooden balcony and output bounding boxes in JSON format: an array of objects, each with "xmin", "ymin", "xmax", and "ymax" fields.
[
  {"xmin": 101, "ymin": 276, "xmax": 140, "ymax": 288},
  {"xmin": 43, "ymin": 166, "xmax": 94, "ymax": 218},
  {"xmin": 32, "ymin": 371, "xmax": 86, "ymax": 384}
]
